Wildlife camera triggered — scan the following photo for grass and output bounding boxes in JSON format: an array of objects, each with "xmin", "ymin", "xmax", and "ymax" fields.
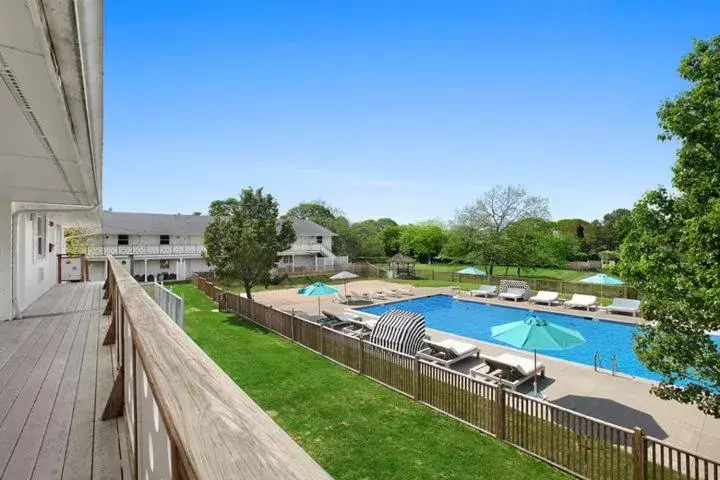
[
  {"xmin": 223, "ymin": 275, "xmax": 366, "ymax": 294},
  {"xmin": 173, "ymin": 283, "xmax": 568, "ymax": 480}
]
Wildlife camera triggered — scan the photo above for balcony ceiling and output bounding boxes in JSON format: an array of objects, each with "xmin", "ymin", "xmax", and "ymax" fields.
[{"xmin": 0, "ymin": 0, "xmax": 102, "ymax": 207}]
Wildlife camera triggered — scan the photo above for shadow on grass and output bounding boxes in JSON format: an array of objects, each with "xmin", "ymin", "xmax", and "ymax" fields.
[{"xmin": 221, "ymin": 313, "xmax": 276, "ymax": 336}]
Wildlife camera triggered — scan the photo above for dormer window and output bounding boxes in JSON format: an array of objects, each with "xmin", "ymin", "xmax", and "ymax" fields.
[
  {"xmin": 160, "ymin": 235, "xmax": 170, "ymax": 245},
  {"xmin": 316, "ymin": 236, "xmax": 323, "ymax": 244},
  {"xmin": 118, "ymin": 235, "xmax": 129, "ymax": 246}
]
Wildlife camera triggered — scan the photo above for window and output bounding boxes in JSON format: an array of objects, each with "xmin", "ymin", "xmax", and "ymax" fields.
[
  {"xmin": 160, "ymin": 235, "xmax": 170, "ymax": 245},
  {"xmin": 316, "ymin": 236, "xmax": 323, "ymax": 244},
  {"xmin": 35, "ymin": 216, "xmax": 46, "ymax": 258},
  {"xmin": 159, "ymin": 259, "xmax": 170, "ymax": 269},
  {"xmin": 279, "ymin": 255, "xmax": 292, "ymax": 264},
  {"xmin": 118, "ymin": 235, "xmax": 129, "ymax": 246}
]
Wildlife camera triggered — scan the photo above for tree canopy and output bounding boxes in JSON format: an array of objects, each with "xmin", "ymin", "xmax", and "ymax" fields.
[
  {"xmin": 619, "ymin": 36, "xmax": 720, "ymax": 417},
  {"xmin": 204, "ymin": 188, "xmax": 295, "ymax": 300}
]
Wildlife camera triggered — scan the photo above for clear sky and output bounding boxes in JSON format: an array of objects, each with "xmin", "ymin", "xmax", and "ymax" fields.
[{"xmin": 104, "ymin": 1, "xmax": 719, "ymax": 223}]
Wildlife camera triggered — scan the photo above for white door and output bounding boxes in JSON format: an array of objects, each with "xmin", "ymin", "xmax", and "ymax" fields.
[{"xmin": 60, "ymin": 257, "xmax": 83, "ymax": 281}]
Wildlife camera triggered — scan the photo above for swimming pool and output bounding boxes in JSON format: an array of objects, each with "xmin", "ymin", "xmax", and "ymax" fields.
[{"xmin": 357, "ymin": 295, "xmax": 720, "ymax": 383}]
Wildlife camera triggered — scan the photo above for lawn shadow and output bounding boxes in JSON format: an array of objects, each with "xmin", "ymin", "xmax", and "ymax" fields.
[{"xmin": 222, "ymin": 314, "xmax": 274, "ymax": 335}]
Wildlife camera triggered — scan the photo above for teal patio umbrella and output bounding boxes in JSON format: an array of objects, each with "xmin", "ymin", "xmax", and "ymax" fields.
[
  {"xmin": 298, "ymin": 282, "xmax": 339, "ymax": 314},
  {"xmin": 457, "ymin": 266, "xmax": 486, "ymax": 276},
  {"xmin": 491, "ymin": 314, "xmax": 586, "ymax": 396},
  {"xmin": 580, "ymin": 273, "xmax": 624, "ymax": 300}
]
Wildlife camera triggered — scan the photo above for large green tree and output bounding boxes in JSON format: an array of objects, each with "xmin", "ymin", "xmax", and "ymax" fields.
[
  {"xmin": 454, "ymin": 185, "xmax": 550, "ymax": 274},
  {"xmin": 398, "ymin": 222, "xmax": 446, "ymax": 263},
  {"xmin": 619, "ymin": 36, "xmax": 720, "ymax": 417},
  {"xmin": 204, "ymin": 188, "xmax": 295, "ymax": 300}
]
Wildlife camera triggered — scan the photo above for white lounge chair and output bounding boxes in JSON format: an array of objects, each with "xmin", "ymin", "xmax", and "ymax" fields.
[
  {"xmin": 370, "ymin": 291, "xmax": 387, "ymax": 300},
  {"xmin": 398, "ymin": 286, "xmax": 415, "ymax": 296},
  {"xmin": 528, "ymin": 291, "xmax": 559, "ymax": 306},
  {"xmin": 417, "ymin": 338, "xmax": 480, "ymax": 367},
  {"xmin": 383, "ymin": 289, "xmax": 402, "ymax": 298},
  {"xmin": 331, "ymin": 293, "xmax": 350, "ymax": 304},
  {"xmin": 564, "ymin": 294, "xmax": 597, "ymax": 311},
  {"xmin": 470, "ymin": 285, "xmax": 497, "ymax": 297},
  {"xmin": 607, "ymin": 298, "xmax": 641, "ymax": 316},
  {"xmin": 470, "ymin": 352, "xmax": 545, "ymax": 390},
  {"xmin": 342, "ymin": 316, "xmax": 378, "ymax": 337},
  {"xmin": 350, "ymin": 291, "xmax": 372, "ymax": 303},
  {"xmin": 499, "ymin": 287, "xmax": 525, "ymax": 302}
]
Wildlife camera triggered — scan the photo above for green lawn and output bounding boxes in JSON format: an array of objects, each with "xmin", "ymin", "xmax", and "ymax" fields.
[{"xmin": 174, "ymin": 284, "xmax": 567, "ymax": 480}]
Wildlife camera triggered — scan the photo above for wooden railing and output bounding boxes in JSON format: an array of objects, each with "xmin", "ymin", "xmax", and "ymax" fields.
[
  {"xmin": 193, "ymin": 274, "xmax": 720, "ymax": 480},
  {"xmin": 101, "ymin": 256, "xmax": 331, "ymax": 479}
]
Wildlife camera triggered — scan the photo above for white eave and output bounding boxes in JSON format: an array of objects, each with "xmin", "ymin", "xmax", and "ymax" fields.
[{"xmin": 0, "ymin": 0, "xmax": 103, "ymax": 210}]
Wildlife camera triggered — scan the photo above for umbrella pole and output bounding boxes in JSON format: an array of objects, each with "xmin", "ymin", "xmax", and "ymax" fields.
[
  {"xmin": 534, "ymin": 349, "xmax": 538, "ymax": 397},
  {"xmin": 345, "ymin": 281, "xmax": 348, "ymax": 298},
  {"xmin": 318, "ymin": 297, "xmax": 321, "ymax": 315}
]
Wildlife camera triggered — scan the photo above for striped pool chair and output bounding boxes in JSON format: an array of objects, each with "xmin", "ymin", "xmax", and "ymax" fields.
[
  {"xmin": 368, "ymin": 309, "xmax": 426, "ymax": 355},
  {"xmin": 499, "ymin": 280, "xmax": 531, "ymax": 301}
]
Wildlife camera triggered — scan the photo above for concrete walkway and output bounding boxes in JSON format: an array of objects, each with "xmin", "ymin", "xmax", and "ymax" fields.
[{"xmin": 248, "ymin": 280, "xmax": 720, "ymax": 461}]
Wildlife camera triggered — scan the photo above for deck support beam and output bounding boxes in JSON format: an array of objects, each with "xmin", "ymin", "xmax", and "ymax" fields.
[{"xmin": 101, "ymin": 369, "xmax": 124, "ymax": 420}]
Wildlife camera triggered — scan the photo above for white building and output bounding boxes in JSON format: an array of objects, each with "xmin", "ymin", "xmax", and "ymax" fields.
[
  {"xmin": 84, "ymin": 211, "xmax": 211, "ymax": 282},
  {"xmin": 277, "ymin": 219, "xmax": 348, "ymax": 273},
  {"xmin": 83, "ymin": 213, "xmax": 348, "ymax": 281},
  {"xmin": 0, "ymin": 1, "xmax": 103, "ymax": 320}
]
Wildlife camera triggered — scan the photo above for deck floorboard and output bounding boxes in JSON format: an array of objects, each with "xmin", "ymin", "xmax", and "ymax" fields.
[{"xmin": 0, "ymin": 282, "xmax": 124, "ymax": 480}]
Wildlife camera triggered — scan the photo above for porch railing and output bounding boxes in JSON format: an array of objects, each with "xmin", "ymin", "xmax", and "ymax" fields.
[
  {"xmin": 101, "ymin": 255, "xmax": 330, "ymax": 479},
  {"xmin": 152, "ymin": 281, "xmax": 184, "ymax": 327},
  {"xmin": 194, "ymin": 274, "xmax": 720, "ymax": 480},
  {"xmin": 85, "ymin": 244, "xmax": 206, "ymax": 256}
]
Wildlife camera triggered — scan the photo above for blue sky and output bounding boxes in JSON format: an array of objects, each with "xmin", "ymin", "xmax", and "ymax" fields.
[{"xmin": 104, "ymin": 1, "xmax": 719, "ymax": 223}]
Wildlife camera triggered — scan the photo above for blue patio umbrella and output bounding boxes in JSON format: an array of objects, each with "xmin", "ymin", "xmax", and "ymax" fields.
[
  {"xmin": 298, "ymin": 282, "xmax": 339, "ymax": 314},
  {"xmin": 580, "ymin": 273, "xmax": 625, "ymax": 300},
  {"xmin": 491, "ymin": 313, "xmax": 586, "ymax": 396},
  {"xmin": 457, "ymin": 266, "xmax": 486, "ymax": 276}
]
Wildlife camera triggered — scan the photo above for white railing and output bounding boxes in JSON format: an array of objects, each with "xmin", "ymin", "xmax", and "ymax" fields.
[
  {"xmin": 279, "ymin": 243, "xmax": 333, "ymax": 256},
  {"xmin": 86, "ymin": 244, "xmax": 206, "ymax": 256},
  {"xmin": 153, "ymin": 281, "xmax": 184, "ymax": 327}
]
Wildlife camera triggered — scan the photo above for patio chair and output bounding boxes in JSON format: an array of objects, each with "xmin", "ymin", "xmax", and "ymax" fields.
[
  {"xmin": 564, "ymin": 294, "xmax": 597, "ymax": 311},
  {"xmin": 398, "ymin": 286, "xmax": 415, "ymax": 296},
  {"xmin": 470, "ymin": 285, "xmax": 497, "ymax": 297},
  {"xmin": 498, "ymin": 287, "xmax": 526, "ymax": 302},
  {"xmin": 528, "ymin": 290, "xmax": 560, "ymax": 306},
  {"xmin": 350, "ymin": 291, "xmax": 373, "ymax": 303},
  {"xmin": 606, "ymin": 298, "xmax": 641, "ymax": 317},
  {"xmin": 321, "ymin": 310, "xmax": 359, "ymax": 328},
  {"xmin": 292, "ymin": 310, "xmax": 327, "ymax": 324},
  {"xmin": 470, "ymin": 353, "xmax": 545, "ymax": 390},
  {"xmin": 331, "ymin": 293, "xmax": 350, "ymax": 304},
  {"xmin": 369, "ymin": 291, "xmax": 387, "ymax": 300},
  {"xmin": 417, "ymin": 338, "xmax": 480, "ymax": 367},
  {"xmin": 341, "ymin": 316, "xmax": 378, "ymax": 338},
  {"xmin": 383, "ymin": 289, "xmax": 402, "ymax": 298}
]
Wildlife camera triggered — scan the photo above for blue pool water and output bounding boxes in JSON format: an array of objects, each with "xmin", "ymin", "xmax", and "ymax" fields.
[{"xmin": 357, "ymin": 295, "xmax": 720, "ymax": 383}]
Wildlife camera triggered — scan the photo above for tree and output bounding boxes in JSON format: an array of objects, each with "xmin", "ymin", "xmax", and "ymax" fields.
[
  {"xmin": 600, "ymin": 208, "xmax": 633, "ymax": 251},
  {"xmin": 208, "ymin": 198, "xmax": 239, "ymax": 216},
  {"xmin": 439, "ymin": 226, "xmax": 478, "ymax": 263},
  {"xmin": 454, "ymin": 185, "xmax": 550, "ymax": 273},
  {"xmin": 398, "ymin": 223, "xmax": 446, "ymax": 263},
  {"xmin": 284, "ymin": 202, "xmax": 337, "ymax": 227},
  {"xmin": 204, "ymin": 188, "xmax": 295, "ymax": 300},
  {"xmin": 381, "ymin": 225, "xmax": 403, "ymax": 256},
  {"xmin": 64, "ymin": 226, "xmax": 95, "ymax": 255},
  {"xmin": 619, "ymin": 36, "xmax": 720, "ymax": 417}
]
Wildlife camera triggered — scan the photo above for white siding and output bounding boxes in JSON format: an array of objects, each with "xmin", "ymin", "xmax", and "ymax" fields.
[{"xmin": 0, "ymin": 201, "xmax": 11, "ymax": 320}]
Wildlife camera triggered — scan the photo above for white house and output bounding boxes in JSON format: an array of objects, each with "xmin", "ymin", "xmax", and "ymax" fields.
[
  {"xmin": 83, "ymin": 213, "xmax": 348, "ymax": 281},
  {"xmin": 277, "ymin": 219, "xmax": 348, "ymax": 273},
  {"xmin": 84, "ymin": 211, "xmax": 211, "ymax": 282},
  {"xmin": 0, "ymin": 1, "xmax": 103, "ymax": 320}
]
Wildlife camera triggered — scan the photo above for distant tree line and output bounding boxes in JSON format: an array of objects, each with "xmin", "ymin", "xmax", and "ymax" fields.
[{"xmin": 282, "ymin": 186, "xmax": 633, "ymax": 275}]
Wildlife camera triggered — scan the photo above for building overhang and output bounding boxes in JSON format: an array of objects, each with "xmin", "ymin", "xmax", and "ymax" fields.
[{"xmin": 0, "ymin": 0, "xmax": 103, "ymax": 211}]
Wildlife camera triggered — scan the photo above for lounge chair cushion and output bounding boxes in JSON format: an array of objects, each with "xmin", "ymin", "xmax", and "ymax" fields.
[
  {"xmin": 499, "ymin": 288, "xmax": 524, "ymax": 298},
  {"xmin": 436, "ymin": 339, "xmax": 477, "ymax": 357},
  {"xmin": 490, "ymin": 353, "xmax": 543, "ymax": 376},
  {"xmin": 608, "ymin": 298, "xmax": 640, "ymax": 311},
  {"xmin": 529, "ymin": 291, "xmax": 558, "ymax": 302},
  {"xmin": 567, "ymin": 294, "xmax": 597, "ymax": 306}
]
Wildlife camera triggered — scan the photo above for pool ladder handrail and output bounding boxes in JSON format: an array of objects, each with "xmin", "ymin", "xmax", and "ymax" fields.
[
  {"xmin": 611, "ymin": 355, "xmax": 619, "ymax": 376},
  {"xmin": 593, "ymin": 351, "xmax": 603, "ymax": 371}
]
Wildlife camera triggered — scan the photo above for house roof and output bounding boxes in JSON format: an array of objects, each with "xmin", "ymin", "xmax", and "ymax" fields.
[
  {"xmin": 100, "ymin": 212, "xmax": 211, "ymax": 235},
  {"xmin": 389, "ymin": 252, "xmax": 416, "ymax": 264},
  {"xmin": 98, "ymin": 211, "xmax": 336, "ymax": 237},
  {"xmin": 290, "ymin": 219, "xmax": 337, "ymax": 237}
]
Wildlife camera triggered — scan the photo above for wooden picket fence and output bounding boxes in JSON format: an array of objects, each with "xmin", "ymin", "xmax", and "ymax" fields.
[{"xmin": 191, "ymin": 275, "xmax": 719, "ymax": 480}]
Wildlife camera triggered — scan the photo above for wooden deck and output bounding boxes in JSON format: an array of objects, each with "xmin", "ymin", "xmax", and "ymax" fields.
[{"xmin": 0, "ymin": 282, "xmax": 125, "ymax": 480}]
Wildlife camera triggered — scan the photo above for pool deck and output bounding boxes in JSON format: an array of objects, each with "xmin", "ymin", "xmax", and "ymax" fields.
[{"xmin": 249, "ymin": 280, "xmax": 720, "ymax": 461}]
